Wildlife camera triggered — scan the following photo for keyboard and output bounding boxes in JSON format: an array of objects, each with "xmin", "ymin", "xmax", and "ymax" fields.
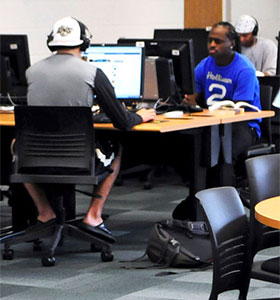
[{"xmin": 92, "ymin": 113, "xmax": 111, "ymax": 123}]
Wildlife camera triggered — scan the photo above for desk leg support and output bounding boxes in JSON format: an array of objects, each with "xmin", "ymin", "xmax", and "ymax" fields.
[
  {"xmin": 172, "ymin": 128, "xmax": 215, "ymax": 221},
  {"xmin": 219, "ymin": 123, "xmax": 234, "ymax": 186},
  {"xmin": 172, "ymin": 125, "xmax": 230, "ymax": 221}
]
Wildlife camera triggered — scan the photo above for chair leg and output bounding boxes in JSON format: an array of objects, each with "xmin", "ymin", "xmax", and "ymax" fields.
[{"xmin": 209, "ymin": 292, "xmax": 218, "ymax": 300}]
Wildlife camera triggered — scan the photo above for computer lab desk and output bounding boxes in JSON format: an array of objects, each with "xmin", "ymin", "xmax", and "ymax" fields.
[{"xmin": 0, "ymin": 109, "xmax": 275, "ymax": 221}]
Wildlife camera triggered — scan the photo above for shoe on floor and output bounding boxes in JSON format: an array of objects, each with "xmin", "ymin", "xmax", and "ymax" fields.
[
  {"xmin": 26, "ymin": 218, "xmax": 57, "ymax": 231},
  {"xmin": 78, "ymin": 221, "xmax": 116, "ymax": 243}
]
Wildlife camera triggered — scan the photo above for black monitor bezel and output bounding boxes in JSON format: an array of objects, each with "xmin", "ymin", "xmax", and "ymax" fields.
[
  {"xmin": 153, "ymin": 28, "xmax": 210, "ymax": 67},
  {"xmin": 0, "ymin": 34, "xmax": 30, "ymax": 98}
]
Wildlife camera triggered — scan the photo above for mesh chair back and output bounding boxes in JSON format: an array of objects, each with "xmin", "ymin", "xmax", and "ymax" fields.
[
  {"xmin": 196, "ymin": 187, "xmax": 250, "ymax": 300},
  {"xmin": 14, "ymin": 106, "xmax": 94, "ymax": 175}
]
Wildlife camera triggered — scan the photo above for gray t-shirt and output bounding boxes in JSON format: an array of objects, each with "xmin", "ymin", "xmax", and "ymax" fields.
[
  {"xmin": 241, "ymin": 37, "xmax": 277, "ymax": 76},
  {"xmin": 26, "ymin": 53, "xmax": 96, "ymax": 107},
  {"xmin": 26, "ymin": 53, "xmax": 142, "ymax": 130}
]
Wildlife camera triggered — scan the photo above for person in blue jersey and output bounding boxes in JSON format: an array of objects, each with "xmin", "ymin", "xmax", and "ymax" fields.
[
  {"xmin": 172, "ymin": 22, "xmax": 262, "ymax": 220},
  {"xmin": 184, "ymin": 21, "xmax": 261, "ymax": 166}
]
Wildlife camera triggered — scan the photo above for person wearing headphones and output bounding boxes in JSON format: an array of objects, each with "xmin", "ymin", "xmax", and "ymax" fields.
[
  {"xmin": 235, "ymin": 15, "xmax": 277, "ymax": 76},
  {"xmin": 24, "ymin": 17, "xmax": 156, "ymax": 243}
]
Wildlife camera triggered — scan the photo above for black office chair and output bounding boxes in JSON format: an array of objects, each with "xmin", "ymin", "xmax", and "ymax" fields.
[
  {"xmin": 238, "ymin": 85, "xmax": 276, "ymax": 207},
  {"xmin": 246, "ymin": 85, "xmax": 276, "ymax": 157},
  {"xmin": 246, "ymin": 153, "xmax": 280, "ymax": 284},
  {"xmin": 0, "ymin": 106, "xmax": 113, "ymax": 266},
  {"xmin": 196, "ymin": 186, "xmax": 251, "ymax": 300}
]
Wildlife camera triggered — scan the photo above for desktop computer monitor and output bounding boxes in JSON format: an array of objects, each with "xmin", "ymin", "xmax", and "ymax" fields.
[
  {"xmin": 82, "ymin": 44, "xmax": 145, "ymax": 105},
  {"xmin": 0, "ymin": 34, "xmax": 30, "ymax": 102},
  {"xmin": 153, "ymin": 28, "xmax": 210, "ymax": 66},
  {"xmin": 118, "ymin": 38, "xmax": 196, "ymax": 97}
]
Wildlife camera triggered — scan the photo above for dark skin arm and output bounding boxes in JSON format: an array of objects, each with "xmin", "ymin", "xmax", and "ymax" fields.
[{"xmin": 183, "ymin": 93, "xmax": 205, "ymax": 107}]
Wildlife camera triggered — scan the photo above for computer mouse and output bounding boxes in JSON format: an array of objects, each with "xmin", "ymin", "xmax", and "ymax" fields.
[
  {"xmin": 186, "ymin": 104, "xmax": 203, "ymax": 113},
  {"xmin": 163, "ymin": 110, "xmax": 184, "ymax": 118}
]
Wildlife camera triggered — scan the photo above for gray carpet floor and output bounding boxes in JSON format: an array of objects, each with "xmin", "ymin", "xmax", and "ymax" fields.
[{"xmin": 0, "ymin": 172, "xmax": 279, "ymax": 300}]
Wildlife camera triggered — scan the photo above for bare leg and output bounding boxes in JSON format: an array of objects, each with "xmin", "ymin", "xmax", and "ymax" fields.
[
  {"xmin": 24, "ymin": 183, "xmax": 56, "ymax": 223},
  {"xmin": 83, "ymin": 147, "xmax": 122, "ymax": 227}
]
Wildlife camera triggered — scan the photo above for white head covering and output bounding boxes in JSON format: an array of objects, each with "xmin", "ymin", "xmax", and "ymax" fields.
[
  {"xmin": 235, "ymin": 15, "xmax": 257, "ymax": 34},
  {"xmin": 48, "ymin": 17, "xmax": 84, "ymax": 47}
]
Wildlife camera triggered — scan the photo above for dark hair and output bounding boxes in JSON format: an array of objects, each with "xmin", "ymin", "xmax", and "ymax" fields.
[{"xmin": 212, "ymin": 21, "xmax": 238, "ymax": 41}]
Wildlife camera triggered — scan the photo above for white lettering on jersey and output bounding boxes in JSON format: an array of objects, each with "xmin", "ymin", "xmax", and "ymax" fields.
[
  {"xmin": 206, "ymin": 72, "xmax": 232, "ymax": 84},
  {"xmin": 207, "ymin": 83, "xmax": 227, "ymax": 106}
]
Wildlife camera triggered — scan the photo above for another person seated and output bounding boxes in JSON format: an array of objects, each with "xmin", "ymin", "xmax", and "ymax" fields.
[
  {"xmin": 172, "ymin": 21, "xmax": 261, "ymax": 220},
  {"xmin": 23, "ymin": 17, "xmax": 156, "ymax": 243},
  {"xmin": 235, "ymin": 15, "xmax": 277, "ymax": 76},
  {"xmin": 185, "ymin": 21, "xmax": 261, "ymax": 168}
]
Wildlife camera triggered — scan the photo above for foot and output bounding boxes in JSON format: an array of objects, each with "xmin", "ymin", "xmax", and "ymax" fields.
[
  {"xmin": 37, "ymin": 213, "xmax": 56, "ymax": 224},
  {"xmin": 78, "ymin": 221, "xmax": 116, "ymax": 243},
  {"xmin": 27, "ymin": 218, "xmax": 57, "ymax": 231},
  {"xmin": 37, "ymin": 218, "xmax": 57, "ymax": 225}
]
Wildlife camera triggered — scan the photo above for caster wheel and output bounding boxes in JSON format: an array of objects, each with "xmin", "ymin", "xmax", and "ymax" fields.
[
  {"xmin": 90, "ymin": 243, "xmax": 102, "ymax": 252},
  {"xmin": 2, "ymin": 249, "xmax": 14, "ymax": 260},
  {"xmin": 41, "ymin": 255, "xmax": 55, "ymax": 267},
  {"xmin": 101, "ymin": 251, "xmax": 114, "ymax": 262}
]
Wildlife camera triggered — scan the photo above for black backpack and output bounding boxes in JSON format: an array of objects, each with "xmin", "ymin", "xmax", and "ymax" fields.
[
  {"xmin": 145, "ymin": 219, "xmax": 212, "ymax": 268},
  {"xmin": 121, "ymin": 219, "xmax": 212, "ymax": 270}
]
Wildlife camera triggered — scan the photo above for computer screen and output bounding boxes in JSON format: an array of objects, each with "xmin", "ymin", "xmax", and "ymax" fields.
[
  {"xmin": 118, "ymin": 38, "xmax": 196, "ymax": 96},
  {"xmin": 0, "ymin": 34, "xmax": 30, "ymax": 101},
  {"xmin": 154, "ymin": 28, "xmax": 210, "ymax": 66},
  {"xmin": 82, "ymin": 44, "xmax": 145, "ymax": 103}
]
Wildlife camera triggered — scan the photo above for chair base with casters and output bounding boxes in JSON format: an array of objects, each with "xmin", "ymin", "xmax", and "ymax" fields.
[
  {"xmin": 1, "ymin": 183, "xmax": 114, "ymax": 267},
  {"xmin": 251, "ymin": 259, "xmax": 280, "ymax": 284},
  {"xmin": 116, "ymin": 164, "xmax": 155, "ymax": 190}
]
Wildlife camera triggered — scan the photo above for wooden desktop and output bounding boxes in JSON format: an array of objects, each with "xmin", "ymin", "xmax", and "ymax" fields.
[
  {"xmin": 255, "ymin": 196, "xmax": 280, "ymax": 230},
  {"xmin": 0, "ymin": 109, "xmax": 274, "ymax": 130}
]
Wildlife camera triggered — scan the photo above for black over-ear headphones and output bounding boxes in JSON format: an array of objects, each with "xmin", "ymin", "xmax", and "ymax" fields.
[
  {"xmin": 75, "ymin": 19, "xmax": 91, "ymax": 51},
  {"xmin": 47, "ymin": 18, "xmax": 91, "ymax": 52},
  {"xmin": 46, "ymin": 31, "xmax": 54, "ymax": 50},
  {"xmin": 252, "ymin": 16, "xmax": 259, "ymax": 36}
]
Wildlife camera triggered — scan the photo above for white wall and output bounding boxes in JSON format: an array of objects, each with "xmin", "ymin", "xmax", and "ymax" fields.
[
  {"xmin": 1, "ymin": 0, "xmax": 279, "ymax": 64},
  {"xmin": 0, "ymin": 0, "xmax": 184, "ymax": 64}
]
